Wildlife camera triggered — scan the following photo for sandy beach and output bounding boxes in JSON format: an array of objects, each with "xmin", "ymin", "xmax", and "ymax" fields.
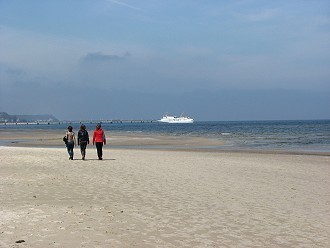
[{"xmin": 0, "ymin": 139, "xmax": 329, "ymax": 247}]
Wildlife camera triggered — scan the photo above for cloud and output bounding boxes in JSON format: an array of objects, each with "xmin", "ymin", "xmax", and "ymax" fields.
[
  {"xmin": 81, "ymin": 52, "xmax": 130, "ymax": 63},
  {"xmin": 5, "ymin": 67, "xmax": 25, "ymax": 76},
  {"xmin": 106, "ymin": 0, "xmax": 142, "ymax": 11},
  {"xmin": 236, "ymin": 8, "xmax": 278, "ymax": 22}
]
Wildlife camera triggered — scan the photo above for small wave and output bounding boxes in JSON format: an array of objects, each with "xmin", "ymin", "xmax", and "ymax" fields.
[{"xmin": 221, "ymin": 133, "xmax": 232, "ymax": 136}]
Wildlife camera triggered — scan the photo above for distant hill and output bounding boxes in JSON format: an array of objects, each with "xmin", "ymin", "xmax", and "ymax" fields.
[
  {"xmin": 16, "ymin": 114, "xmax": 59, "ymax": 122},
  {"xmin": 0, "ymin": 112, "xmax": 59, "ymax": 123},
  {"xmin": 0, "ymin": 112, "xmax": 17, "ymax": 122}
]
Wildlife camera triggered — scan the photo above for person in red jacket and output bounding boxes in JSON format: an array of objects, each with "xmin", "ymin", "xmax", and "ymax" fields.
[{"xmin": 92, "ymin": 123, "xmax": 106, "ymax": 160}]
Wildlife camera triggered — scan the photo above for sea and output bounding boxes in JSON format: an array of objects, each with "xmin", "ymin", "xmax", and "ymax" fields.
[{"xmin": 1, "ymin": 119, "xmax": 330, "ymax": 153}]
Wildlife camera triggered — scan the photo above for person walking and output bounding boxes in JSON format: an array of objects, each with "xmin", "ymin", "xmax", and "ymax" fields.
[
  {"xmin": 77, "ymin": 124, "xmax": 89, "ymax": 160},
  {"xmin": 93, "ymin": 123, "xmax": 106, "ymax": 160},
  {"xmin": 65, "ymin": 126, "xmax": 76, "ymax": 160}
]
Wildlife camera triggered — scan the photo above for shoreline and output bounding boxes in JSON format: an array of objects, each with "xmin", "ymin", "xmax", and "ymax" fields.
[{"xmin": 0, "ymin": 129, "xmax": 329, "ymax": 156}]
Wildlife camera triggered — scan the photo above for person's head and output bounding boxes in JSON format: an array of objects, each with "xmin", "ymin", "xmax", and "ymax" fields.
[
  {"xmin": 96, "ymin": 123, "xmax": 101, "ymax": 130},
  {"xmin": 67, "ymin": 126, "xmax": 73, "ymax": 132},
  {"xmin": 80, "ymin": 124, "xmax": 86, "ymax": 130}
]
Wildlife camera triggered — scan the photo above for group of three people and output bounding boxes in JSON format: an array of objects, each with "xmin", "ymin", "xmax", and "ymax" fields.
[{"xmin": 65, "ymin": 123, "xmax": 106, "ymax": 160}]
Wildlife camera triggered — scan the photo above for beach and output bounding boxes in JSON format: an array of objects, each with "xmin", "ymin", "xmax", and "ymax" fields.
[{"xmin": 0, "ymin": 132, "xmax": 329, "ymax": 247}]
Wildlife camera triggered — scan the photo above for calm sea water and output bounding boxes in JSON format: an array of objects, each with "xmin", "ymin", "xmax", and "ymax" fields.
[{"xmin": 1, "ymin": 120, "xmax": 330, "ymax": 152}]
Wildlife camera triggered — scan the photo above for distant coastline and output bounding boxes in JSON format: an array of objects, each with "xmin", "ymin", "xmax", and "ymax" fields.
[{"xmin": 0, "ymin": 112, "xmax": 59, "ymax": 123}]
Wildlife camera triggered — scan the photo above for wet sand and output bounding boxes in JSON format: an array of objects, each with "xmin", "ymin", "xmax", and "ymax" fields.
[
  {"xmin": 1, "ymin": 129, "xmax": 329, "ymax": 156},
  {"xmin": 0, "ymin": 130, "xmax": 330, "ymax": 247},
  {"xmin": 0, "ymin": 129, "xmax": 226, "ymax": 149}
]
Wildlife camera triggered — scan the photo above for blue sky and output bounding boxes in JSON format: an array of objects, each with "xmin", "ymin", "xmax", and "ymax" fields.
[{"xmin": 0, "ymin": 0, "xmax": 329, "ymax": 120}]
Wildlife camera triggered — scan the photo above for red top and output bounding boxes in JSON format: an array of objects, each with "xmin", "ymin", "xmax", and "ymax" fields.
[{"xmin": 93, "ymin": 129, "xmax": 106, "ymax": 144}]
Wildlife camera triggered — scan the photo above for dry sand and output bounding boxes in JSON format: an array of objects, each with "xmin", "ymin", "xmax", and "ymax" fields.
[{"xmin": 0, "ymin": 145, "xmax": 329, "ymax": 247}]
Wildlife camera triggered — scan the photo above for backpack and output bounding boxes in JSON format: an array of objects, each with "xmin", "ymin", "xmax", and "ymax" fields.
[{"xmin": 63, "ymin": 135, "xmax": 68, "ymax": 144}]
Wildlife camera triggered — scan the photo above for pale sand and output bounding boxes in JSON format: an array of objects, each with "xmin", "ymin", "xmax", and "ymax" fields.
[{"xmin": 0, "ymin": 146, "xmax": 329, "ymax": 247}]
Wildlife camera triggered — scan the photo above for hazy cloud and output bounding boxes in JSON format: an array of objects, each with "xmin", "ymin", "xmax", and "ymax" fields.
[
  {"xmin": 5, "ymin": 67, "xmax": 25, "ymax": 76},
  {"xmin": 81, "ymin": 52, "xmax": 130, "ymax": 63},
  {"xmin": 236, "ymin": 8, "xmax": 279, "ymax": 22},
  {"xmin": 106, "ymin": 0, "xmax": 142, "ymax": 11}
]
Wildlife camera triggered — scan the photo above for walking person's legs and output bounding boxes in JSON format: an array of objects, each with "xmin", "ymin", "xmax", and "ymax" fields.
[
  {"xmin": 80, "ymin": 141, "xmax": 87, "ymax": 160},
  {"xmin": 96, "ymin": 142, "xmax": 103, "ymax": 160},
  {"xmin": 67, "ymin": 141, "xmax": 74, "ymax": 160}
]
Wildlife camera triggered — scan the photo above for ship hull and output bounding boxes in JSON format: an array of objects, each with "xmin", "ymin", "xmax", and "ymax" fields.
[{"xmin": 158, "ymin": 115, "xmax": 194, "ymax": 123}]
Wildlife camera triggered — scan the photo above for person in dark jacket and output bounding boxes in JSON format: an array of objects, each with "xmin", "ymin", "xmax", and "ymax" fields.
[
  {"xmin": 93, "ymin": 123, "xmax": 106, "ymax": 160},
  {"xmin": 78, "ymin": 124, "xmax": 89, "ymax": 160}
]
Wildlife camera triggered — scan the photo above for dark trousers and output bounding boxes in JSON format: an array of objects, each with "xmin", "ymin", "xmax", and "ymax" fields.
[
  {"xmin": 66, "ymin": 141, "xmax": 74, "ymax": 159},
  {"xmin": 95, "ymin": 142, "xmax": 103, "ymax": 159},
  {"xmin": 80, "ymin": 141, "xmax": 88, "ymax": 157}
]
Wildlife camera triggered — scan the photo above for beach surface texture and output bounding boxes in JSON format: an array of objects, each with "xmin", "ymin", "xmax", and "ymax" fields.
[{"xmin": 0, "ymin": 142, "xmax": 329, "ymax": 247}]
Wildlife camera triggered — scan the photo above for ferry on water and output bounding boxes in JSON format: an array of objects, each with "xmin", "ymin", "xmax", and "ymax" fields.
[{"xmin": 158, "ymin": 113, "xmax": 194, "ymax": 123}]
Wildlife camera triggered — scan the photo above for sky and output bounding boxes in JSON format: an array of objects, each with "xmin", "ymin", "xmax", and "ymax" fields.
[{"xmin": 0, "ymin": 0, "xmax": 329, "ymax": 121}]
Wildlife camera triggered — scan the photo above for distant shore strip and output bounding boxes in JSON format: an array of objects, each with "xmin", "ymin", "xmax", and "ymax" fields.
[{"xmin": 0, "ymin": 119, "xmax": 157, "ymax": 126}]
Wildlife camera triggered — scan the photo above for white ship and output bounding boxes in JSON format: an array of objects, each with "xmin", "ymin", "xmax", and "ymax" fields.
[{"xmin": 158, "ymin": 113, "xmax": 194, "ymax": 123}]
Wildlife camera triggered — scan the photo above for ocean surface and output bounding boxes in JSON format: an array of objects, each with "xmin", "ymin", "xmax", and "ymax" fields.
[{"xmin": 1, "ymin": 120, "xmax": 330, "ymax": 153}]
